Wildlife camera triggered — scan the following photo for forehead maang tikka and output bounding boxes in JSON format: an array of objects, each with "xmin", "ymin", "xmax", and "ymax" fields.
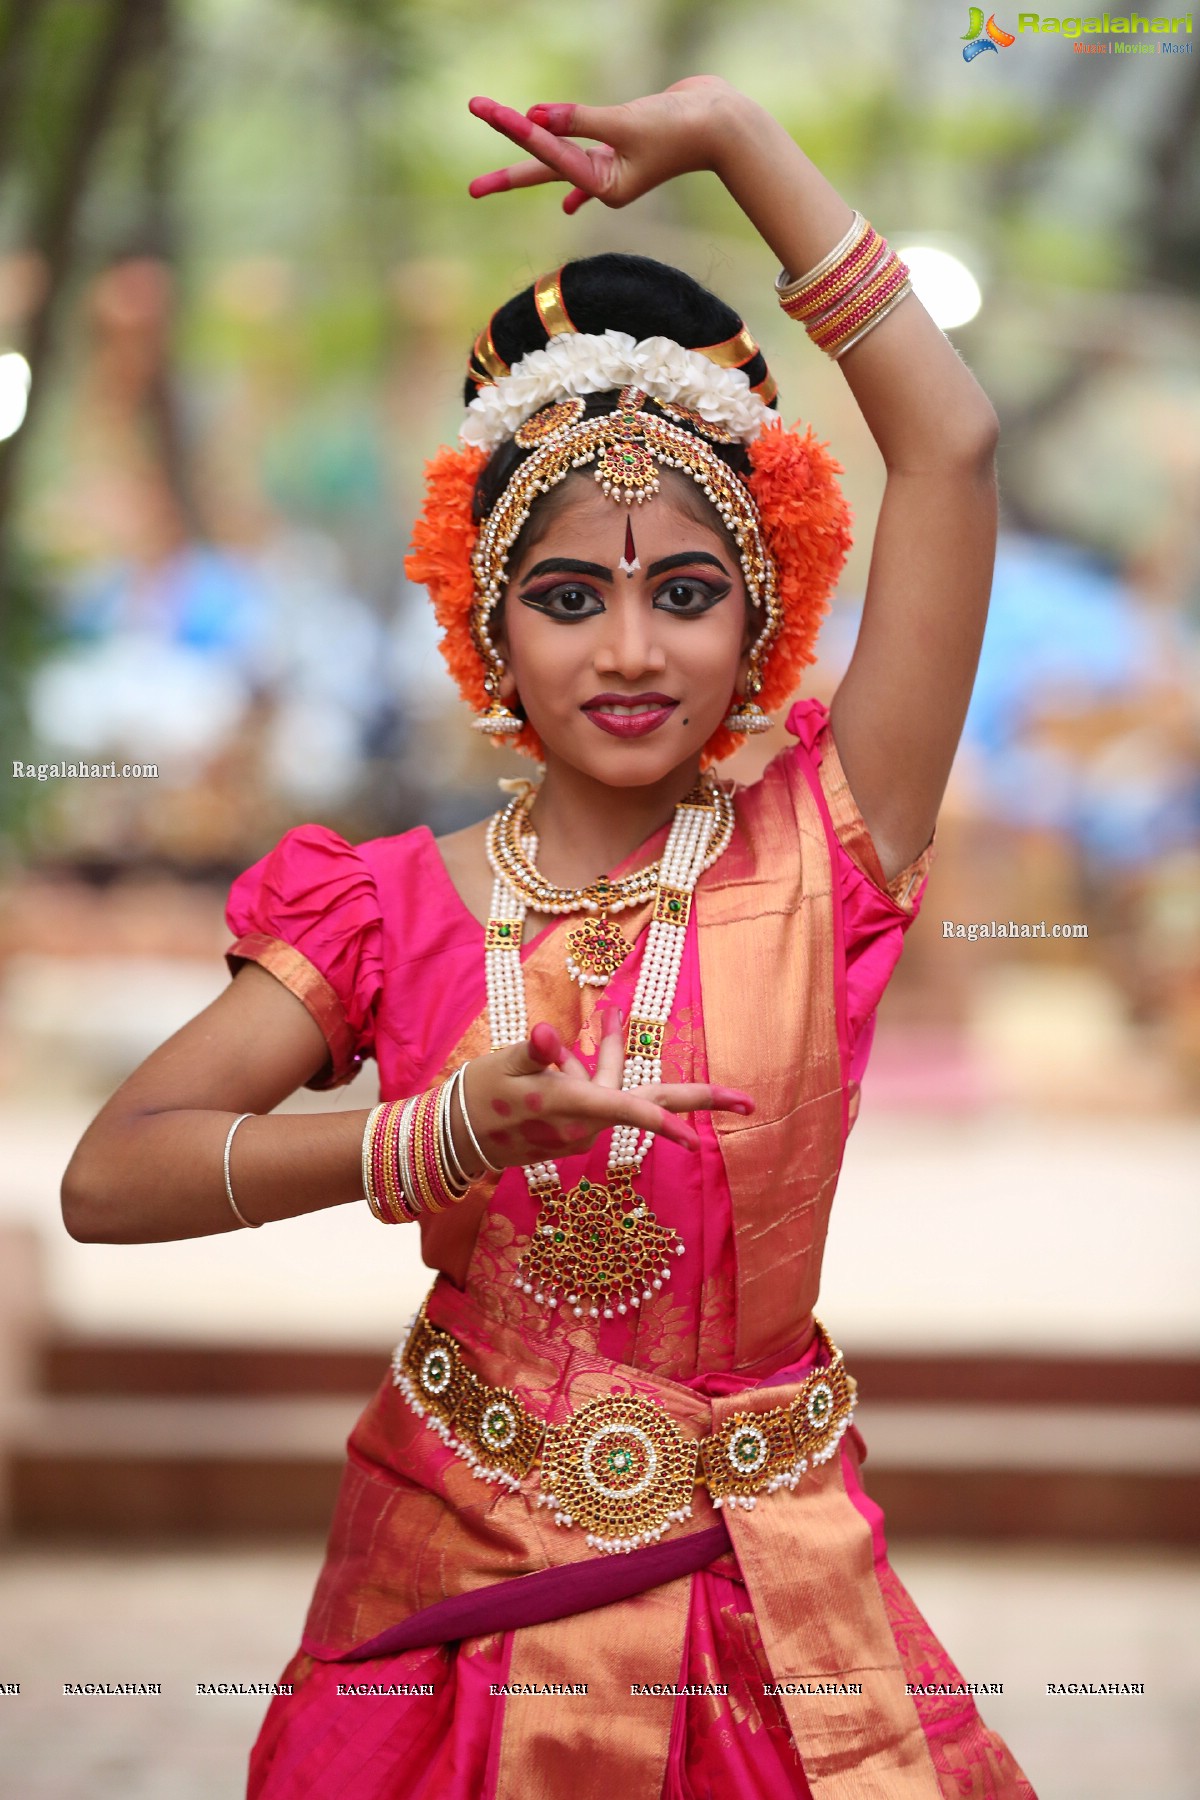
[{"xmin": 470, "ymin": 386, "xmax": 783, "ymax": 737}]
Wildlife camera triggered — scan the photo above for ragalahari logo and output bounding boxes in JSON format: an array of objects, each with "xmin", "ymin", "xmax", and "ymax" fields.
[{"xmin": 962, "ymin": 8, "xmax": 1018, "ymax": 56}]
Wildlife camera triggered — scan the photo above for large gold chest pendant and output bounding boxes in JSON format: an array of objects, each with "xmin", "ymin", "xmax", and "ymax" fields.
[{"xmin": 515, "ymin": 1163, "xmax": 684, "ymax": 1318}]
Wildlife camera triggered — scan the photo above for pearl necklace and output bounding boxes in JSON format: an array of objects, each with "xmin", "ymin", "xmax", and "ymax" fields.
[{"xmin": 484, "ymin": 774, "xmax": 734, "ymax": 1318}]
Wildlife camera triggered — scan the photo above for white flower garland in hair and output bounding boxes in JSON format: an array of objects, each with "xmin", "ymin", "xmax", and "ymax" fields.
[{"xmin": 459, "ymin": 329, "xmax": 773, "ymax": 452}]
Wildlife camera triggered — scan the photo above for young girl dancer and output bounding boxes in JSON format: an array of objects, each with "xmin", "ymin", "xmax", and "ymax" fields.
[{"xmin": 63, "ymin": 75, "xmax": 1034, "ymax": 1800}]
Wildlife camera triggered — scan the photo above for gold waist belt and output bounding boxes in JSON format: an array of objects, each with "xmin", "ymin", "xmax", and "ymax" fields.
[{"xmin": 391, "ymin": 1303, "xmax": 858, "ymax": 1555}]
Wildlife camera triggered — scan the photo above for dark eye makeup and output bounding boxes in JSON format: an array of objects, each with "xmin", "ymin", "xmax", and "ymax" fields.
[{"xmin": 517, "ymin": 552, "xmax": 734, "ymax": 622}]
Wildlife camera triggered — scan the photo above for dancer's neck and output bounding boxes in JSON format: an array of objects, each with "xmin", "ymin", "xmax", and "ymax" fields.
[{"xmin": 525, "ymin": 756, "xmax": 703, "ymax": 884}]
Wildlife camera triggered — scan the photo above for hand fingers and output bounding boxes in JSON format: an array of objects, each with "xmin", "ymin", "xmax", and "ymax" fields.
[
  {"xmin": 468, "ymin": 159, "xmax": 562, "ymax": 199},
  {"xmin": 468, "ymin": 96, "xmax": 607, "ymax": 194},
  {"xmin": 618, "ymin": 1096, "xmax": 701, "ymax": 1153},
  {"xmin": 515, "ymin": 1067, "xmax": 701, "ymax": 1154},
  {"xmin": 563, "ymin": 186, "xmax": 592, "ymax": 216},
  {"xmin": 593, "ymin": 1005, "xmax": 626, "ymax": 1088},
  {"xmin": 525, "ymin": 102, "xmax": 625, "ymax": 144},
  {"xmin": 527, "ymin": 1021, "xmax": 568, "ymax": 1069},
  {"xmin": 525, "ymin": 102, "xmax": 576, "ymax": 133},
  {"xmin": 525, "ymin": 1022, "xmax": 589, "ymax": 1083},
  {"xmin": 638, "ymin": 1082, "xmax": 756, "ymax": 1116}
]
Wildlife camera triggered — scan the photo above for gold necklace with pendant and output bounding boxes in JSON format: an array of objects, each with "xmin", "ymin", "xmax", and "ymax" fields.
[{"xmin": 486, "ymin": 788, "xmax": 663, "ymax": 989}]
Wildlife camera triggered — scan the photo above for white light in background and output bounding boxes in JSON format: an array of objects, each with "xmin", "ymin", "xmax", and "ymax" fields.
[
  {"xmin": 0, "ymin": 351, "xmax": 31, "ymax": 441},
  {"xmin": 894, "ymin": 246, "xmax": 983, "ymax": 330}
]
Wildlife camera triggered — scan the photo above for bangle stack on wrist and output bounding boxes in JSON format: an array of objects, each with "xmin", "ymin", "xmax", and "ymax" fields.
[
  {"xmin": 776, "ymin": 210, "xmax": 912, "ymax": 360},
  {"xmin": 361, "ymin": 1065, "xmax": 501, "ymax": 1224}
]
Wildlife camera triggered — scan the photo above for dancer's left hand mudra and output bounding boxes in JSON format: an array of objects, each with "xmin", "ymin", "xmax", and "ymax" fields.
[{"xmin": 467, "ymin": 76, "xmax": 739, "ymax": 214}]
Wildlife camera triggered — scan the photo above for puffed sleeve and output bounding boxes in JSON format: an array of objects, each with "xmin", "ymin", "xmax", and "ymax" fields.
[
  {"xmin": 784, "ymin": 698, "xmax": 937, "ymax": 917},
  {"xmin": 224, "ymin": 823, "xmax": 384, "ymax": 1090}
]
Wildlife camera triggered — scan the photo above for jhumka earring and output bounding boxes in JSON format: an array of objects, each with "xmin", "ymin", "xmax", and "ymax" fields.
[
  {"xmin": 724, "ymin": 695, "xmax": 774, "ymax": 733},
  {"xmin": 474, "ymin": 665, "xmax": 524, "ymax": 737},
  {"xmin": 724, "ymin": 658, "xmax": 774, "ymax": 734},
  {"xmin": 475, "ymin": 698, "xmax": 525, "ymax": 736}
]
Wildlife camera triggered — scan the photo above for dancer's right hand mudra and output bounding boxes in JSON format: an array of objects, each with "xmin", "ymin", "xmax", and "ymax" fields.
[{"xmin": 456, "ymin": 1004, "xmax": 755, "ymax": 1178}]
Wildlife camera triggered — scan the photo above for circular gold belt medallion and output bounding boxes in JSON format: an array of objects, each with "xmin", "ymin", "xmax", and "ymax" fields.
[{"xmin": 540, "ymin": 1392, "xmax": 700, "ymax": 1552}]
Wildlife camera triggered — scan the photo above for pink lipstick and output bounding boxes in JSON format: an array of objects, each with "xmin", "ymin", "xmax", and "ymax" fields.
[{"xmin": 582, "ymin": 693, "xmax": 679, "ymax": 738}]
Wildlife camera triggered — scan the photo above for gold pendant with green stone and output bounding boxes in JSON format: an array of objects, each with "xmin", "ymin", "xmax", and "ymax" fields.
[{"xmin": 564, "ymin": 876, "xmax": 628, "ymax": 987}]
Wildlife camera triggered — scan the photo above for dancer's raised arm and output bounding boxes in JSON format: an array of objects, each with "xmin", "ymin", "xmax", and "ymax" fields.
[{"xmin": 468, "ymin": 77, "xmax": 1000, "ymax": 881}]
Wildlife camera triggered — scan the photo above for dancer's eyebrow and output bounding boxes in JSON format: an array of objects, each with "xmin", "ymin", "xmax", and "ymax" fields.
[
  {"xmin": 646, "ymin": 552, "xmax": 732, "ymax": 579},
  {"xmin": 522, "ymin": 558, "xmax": 612, "ymax": 584}
]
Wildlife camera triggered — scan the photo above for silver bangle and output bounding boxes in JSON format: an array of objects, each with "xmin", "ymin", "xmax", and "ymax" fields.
[
  {"xmin": 456, "ymin": 1061, "xmax": 503, "ymax": 1175},
  {"xmin": 775, "ymin": 209, "xmax": 865, "ymax": 300},
  {"xmin": 438, "ymin": 1068, "xmax": 472, "ymax": 1191},
  {"xmin": 830, "ymin": 279, "xmax": 914, "ymax": 360},
  {"xmin": 435, "ymin": 1076, "xmax": 469, "ymax": 1199},
  {"xmin": 223, "ymin": 1113, "xmax": 260, "ymax": 1228},
  {"xmin": 398, "ymin": 1094, "xmax": 423, "ymax": 1211}
]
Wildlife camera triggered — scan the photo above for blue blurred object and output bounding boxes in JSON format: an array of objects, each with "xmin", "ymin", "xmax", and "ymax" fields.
[
  {"xmin": 824, "ymin": 532, "xmax": 1200, "ymax": 870},
  {"xmin": 963, "ymin": 535, "xmax": 1155, "ymax": 757},
  {"xmin": 63, "ymin": 542, "xmax": 270, "ymax": 657}
]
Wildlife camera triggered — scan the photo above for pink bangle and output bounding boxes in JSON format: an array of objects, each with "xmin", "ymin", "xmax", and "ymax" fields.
[
  {"xmin": 795, "ymin": 237, "xmax": 892, "ymax": 333},
  {"xmin": 422, "ymin": 1083, "xmax": 463, "ymax": 1212},
  {"xmin": 810, "ymin": 259, "xmax": 911, "ymax": 353},
  {"xmin": 781, "ymin": 225, "xmax": 885, "ymax": 322},
  {"xmin": 775, "ymin": 211, "xmax": 870, "ymax": 305},
  {"xmin": 363, "ymin": 1101, "xmax": 416, "ymax": 1223},
  {"xmin": 380, "ymin": 1100, "xmax": 417, "ymax": 1221}
]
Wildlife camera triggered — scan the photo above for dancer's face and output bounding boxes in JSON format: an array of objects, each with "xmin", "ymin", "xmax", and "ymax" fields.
[{"xmin": 494, "ymin": 471, "xmax": 755, "ymax": 788}]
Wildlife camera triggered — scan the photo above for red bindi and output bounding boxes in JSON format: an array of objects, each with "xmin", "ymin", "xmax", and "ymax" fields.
[{"xmin": 618, "ymin": 513, "xmax": 640, "ymax": 578}]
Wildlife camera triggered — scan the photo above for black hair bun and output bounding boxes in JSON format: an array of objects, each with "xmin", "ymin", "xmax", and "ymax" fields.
[{"xmin": 463, "ymin": 252, "xmax": 772, "ymax": 408}]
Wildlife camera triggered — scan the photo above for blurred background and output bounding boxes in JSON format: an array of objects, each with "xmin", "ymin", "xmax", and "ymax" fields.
[{"xmin": 0, "ymin": 0, "xmax": 1198, "ymax": 1794}]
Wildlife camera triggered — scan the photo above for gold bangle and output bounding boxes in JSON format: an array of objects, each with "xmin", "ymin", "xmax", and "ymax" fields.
[
  {"xmin": 380, "ymin": 1099, "xmax": 413, "ymax": 1221},
  {"xmin": 410, "ymin": 1087, "xmax": 443, "ymax": 1215}
]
